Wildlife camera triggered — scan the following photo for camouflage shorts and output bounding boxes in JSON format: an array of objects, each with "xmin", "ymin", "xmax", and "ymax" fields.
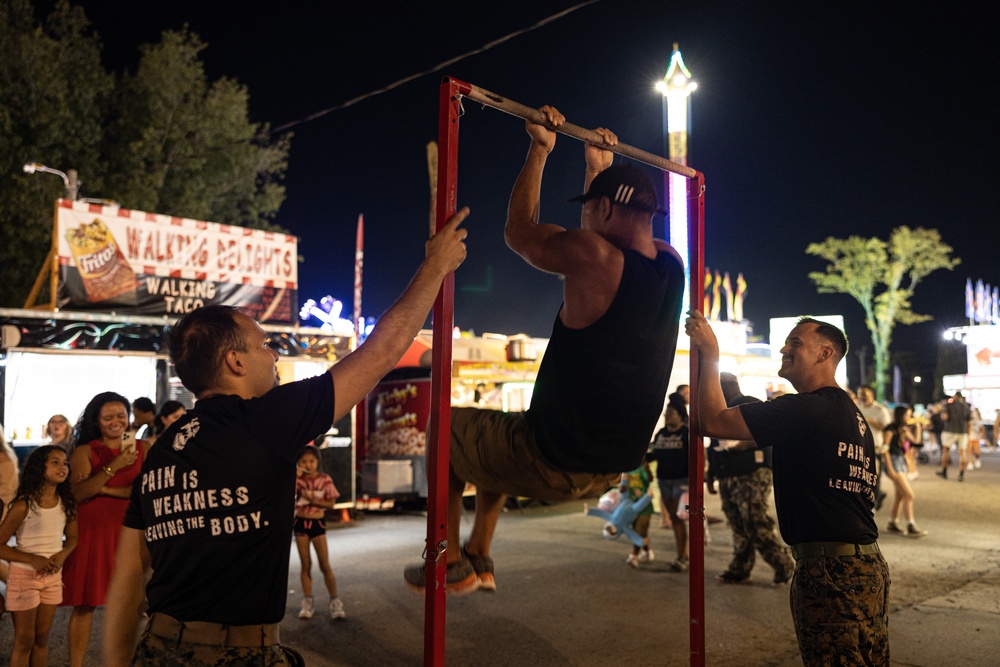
[
  {"xmin": 132, "ymin": 629, "xmax": 305, "ymax": 666},
  {"xmin": 790, "ymin": 552, "xmax": 890, "ymax": 666}
]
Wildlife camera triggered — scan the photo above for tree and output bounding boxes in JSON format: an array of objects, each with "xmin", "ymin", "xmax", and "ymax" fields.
[
  {"xmin": 0, "ymin": 0, "xmax": 112, "ymax": 307},
  {"xmin": 0, "ymin": 1, "xmax": 291, "ymax": 308},
  {"xmin": 806, "ymin": 227, "xmax": 960, "ymax": 402}
]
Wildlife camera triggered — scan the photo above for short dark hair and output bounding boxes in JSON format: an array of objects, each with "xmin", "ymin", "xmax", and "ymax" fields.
[
  {"xmin": 797, "ymin": 317, "xmax": 848, "ymax": 361},
  {"xmin": 132, "ymin": 397, "xmax": 155, "ymax": 414},
  {"xmin": 167, "ymin": 305, "xmax": 248, "ymax": 395}
]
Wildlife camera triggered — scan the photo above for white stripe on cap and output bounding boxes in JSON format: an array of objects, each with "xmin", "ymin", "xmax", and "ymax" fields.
[{"xmin": 614, "ymin": 184, "xmax": 635, "ymax": 205}]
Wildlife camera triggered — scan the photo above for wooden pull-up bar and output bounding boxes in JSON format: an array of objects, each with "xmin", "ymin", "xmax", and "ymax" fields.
[{"xmin": 455, "ymin": 80, "xmax": 700, "ymax": 180}]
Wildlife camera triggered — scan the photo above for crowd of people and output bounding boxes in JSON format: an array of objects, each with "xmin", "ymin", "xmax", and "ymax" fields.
[{"xmin": 0, "ymin": 394, "xmax": 186, "ymax": 666}]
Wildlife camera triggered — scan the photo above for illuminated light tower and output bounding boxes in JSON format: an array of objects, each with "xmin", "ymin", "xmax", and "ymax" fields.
[{"xmin": 656, "ymin": 43, "xmax": 697, "ymax": 313}]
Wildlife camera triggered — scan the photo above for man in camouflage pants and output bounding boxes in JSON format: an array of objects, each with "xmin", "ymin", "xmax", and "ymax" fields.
[
  {"xmin": 712, "ymin": 374, "xmax": 794, "ymax": 584},
  {"xmin": 688, "ymin": 315, "xmax": 888, "ymax": 666}
]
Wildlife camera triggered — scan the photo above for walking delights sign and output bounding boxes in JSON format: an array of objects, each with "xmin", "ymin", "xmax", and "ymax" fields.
[{"xmin": 54, "ymin": 199, "xmax": 297, "ymax": 323}]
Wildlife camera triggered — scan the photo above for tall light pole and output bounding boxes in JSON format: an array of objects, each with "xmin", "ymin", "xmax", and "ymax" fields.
[
  {"xmin": 656, "ymin": 43, "xmax": 697, "ymax": 314},
  {"xmin": 23, "ymin": 162, "xmax": 80, "ymax": 200}
]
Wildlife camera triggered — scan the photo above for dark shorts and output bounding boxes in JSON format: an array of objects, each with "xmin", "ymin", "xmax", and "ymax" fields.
[
  {"xmin": 293, "ymin": 517, "xmax": 327, "ymax": 539},
  {"xmin": 449, "ymin": 408, "xmax": 619, "ymax": 501}
]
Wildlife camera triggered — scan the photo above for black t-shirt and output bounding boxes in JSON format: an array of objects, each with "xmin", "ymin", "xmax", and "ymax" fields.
[
  {"xmin": 123, "ymin": 372, "xmax": 334, "ymax": 624},
  {"xmin": 648, "ymin": 424, "xmax": 688, "ymax": 480},
  {"xmin": 739, "ymin": 386, "xmax": 878, "ymax": 546}
]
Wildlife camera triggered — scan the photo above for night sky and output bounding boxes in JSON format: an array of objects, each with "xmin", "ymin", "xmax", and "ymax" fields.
[{"xmin": 44, "ymin": 1, "xmax": 998, "ymax": 386}]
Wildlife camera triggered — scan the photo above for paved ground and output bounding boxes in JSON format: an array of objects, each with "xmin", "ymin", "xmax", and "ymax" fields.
[{"xmin": 3, "ymin": 446, "xmax": 999, "ymax": 665}]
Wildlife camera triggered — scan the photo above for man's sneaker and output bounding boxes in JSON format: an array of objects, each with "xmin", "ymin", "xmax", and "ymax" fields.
[
  {"xmin": 716, "ymin": 570, "xmax": 749, "ymax": 584},
  {"xmin": 886, "ymin": 520, "xmax": 903, "ymax": 533},
  {"xmin": 638, "ymin": 548, "xmax": 655, "ymax": 563},
  {"xmin": 958, "ymin": 470, "xmax": 965, "ymax": 482},
  {"xmin": 670, "ymin": 556, "xmax": 689, "ymax": 572},
  {"xmin": 935, "ymin": 469, "xmax": 947, "ymax": 479},
  {"xmin": 905, "ymin": 524, "xmax": 928, "ymax": 538},
  {"xmin": 404, "ymin": 557, "xmax": 480, "ymax": 596},
  {"xmin": 625, "ymin": 553, "xmax": 640, "ymax": 568},
  {"xmin": 464, "ymin": 550, "xmax": 496, "ymax": 593},
  {"xmin": 298, "ymin": 596, "xmax": 315, "ymax": 620},
  {"xmin": 329, "ymin": 597, "xmax": 346, "ymax": 620}
]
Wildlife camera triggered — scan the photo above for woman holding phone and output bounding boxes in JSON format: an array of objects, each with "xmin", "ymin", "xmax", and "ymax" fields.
[{"xmin": 61, "ymin": 392, "xmax": 148, "ymax": 667}]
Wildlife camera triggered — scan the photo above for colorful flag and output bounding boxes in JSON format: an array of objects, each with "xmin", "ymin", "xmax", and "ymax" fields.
[{"xmin": 965, "ymin": 278, "xmax": 974, "ymax": 319}]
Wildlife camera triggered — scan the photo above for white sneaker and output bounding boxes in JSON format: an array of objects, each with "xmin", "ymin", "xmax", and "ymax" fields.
[
  {"xmin": 974, "ymin": 459, "xmax": 981, "ymax": 469},
  {"xmin": 637, "ymin": 548, "xmax": 654, "ymax": 563},
  {"xmin": 329, "ymin": 597, "xmax": 346, "ymax": 620},
  {"xmin": 966, "ymin": 462, "xmax": 974, "ymax": 471},
  {"xmin": 298, "ymin": 596, "xmax": 315, "ymax": 619},
  {"xmin": 625, "ymin": 553, "xmax": 640, "ymax": 568}
]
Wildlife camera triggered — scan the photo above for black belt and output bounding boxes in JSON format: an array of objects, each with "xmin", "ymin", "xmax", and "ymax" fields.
[
  {"xmin": 147, "ymin": 612, "xmax": 280, "ymax": 647},
  {"xmin": 791, "ymin": 541, "xmax": 880, "ymax": 561}
]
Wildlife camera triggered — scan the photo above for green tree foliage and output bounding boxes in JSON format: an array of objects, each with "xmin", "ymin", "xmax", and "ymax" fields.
[
  {"xmin": 0, "ymin": 1, "xmax": 290, "ymax": 307},
  {"xmin": 807, "ymin": 227, "xmax": 960, "ymax": 401},
  {"xmin": 0, "ymin": 0, "xmax": 111, "ymax": 307}
]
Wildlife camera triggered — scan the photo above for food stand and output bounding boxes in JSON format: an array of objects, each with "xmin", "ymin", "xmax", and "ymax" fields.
[
  {"xmin": 2, "ymin": 198, "xmax": 358, "ymax": 508},
  {"xmin": 358, "ymin": 331, "xmax": 545, "ymax": 506}
]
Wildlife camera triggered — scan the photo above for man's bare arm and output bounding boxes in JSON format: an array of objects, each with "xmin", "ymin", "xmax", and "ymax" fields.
[
  {"xmin": 103, "ymin": 527, "xmax": 151, "ymax": 667},
  {"xmin": 329, "ymin": 208, "xmax": 469, "ymax": 422},
  {"xmin": 684, "ymin": 310, "xmax": 754, "ymax": 440}
]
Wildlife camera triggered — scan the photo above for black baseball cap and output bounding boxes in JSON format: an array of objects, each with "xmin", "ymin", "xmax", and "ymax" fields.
[{"xmin": 568, "ymin": 163, "xmax": 666, "ymax": 216}]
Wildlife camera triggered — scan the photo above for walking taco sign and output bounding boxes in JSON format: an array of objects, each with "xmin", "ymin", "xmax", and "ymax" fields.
[{"xmin": 54, "ymin": 199, "xmax": 297, "ymax": 323}]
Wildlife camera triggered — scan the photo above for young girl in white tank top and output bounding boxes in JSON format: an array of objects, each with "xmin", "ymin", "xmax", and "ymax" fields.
[{"xmin": 0, "ymin": 445, "xmax": 79, "ymax": 667}]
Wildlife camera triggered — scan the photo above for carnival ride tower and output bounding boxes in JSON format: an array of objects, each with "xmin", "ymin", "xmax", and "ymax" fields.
[{"xmin": 657, "ymin": 43, "xmax": 697, "ymax": 314}]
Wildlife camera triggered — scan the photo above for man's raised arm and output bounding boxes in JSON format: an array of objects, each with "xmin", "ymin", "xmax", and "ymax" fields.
[
  {"xmin": 329, "ymin": 207, "xmax": 469, "ymax": 421},
  {"xmin": 685, "ymin": 310, "xmax": 754, "ymax": 440}
]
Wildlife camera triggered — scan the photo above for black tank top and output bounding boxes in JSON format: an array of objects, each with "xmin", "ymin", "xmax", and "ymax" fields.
[{"xmin": 527, "ymin": 248, "xmax": 684, "ymax": 473}]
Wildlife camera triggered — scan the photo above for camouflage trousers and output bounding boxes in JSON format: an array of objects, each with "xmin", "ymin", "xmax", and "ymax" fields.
[
  {"xmin": 132, "ymin": 629, "xmax": 305, "ymax": 666},
  {"xmin": 718, "ymin": 468, "xmax": 793, "ymax": 578},
  {"xmin": 790, "ymin": 552, "xmax": 890, "ymax": 666}
]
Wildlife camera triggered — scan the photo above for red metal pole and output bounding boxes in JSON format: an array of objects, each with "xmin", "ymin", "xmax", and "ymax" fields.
[
  {"xmin": 687, "ymin": 173, "xmax": 706, "ymax": 666},
  {"xmin": 423, "ymin": 77, "xmax": 463, "ymax": 666}
]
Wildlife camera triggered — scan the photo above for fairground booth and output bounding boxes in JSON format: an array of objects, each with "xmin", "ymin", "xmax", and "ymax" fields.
[{"xmin": 0, "ymin": 198, "xmax": 355, "ymax": 508}]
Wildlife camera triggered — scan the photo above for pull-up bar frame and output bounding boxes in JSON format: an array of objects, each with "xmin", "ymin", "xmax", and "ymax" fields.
[{"xmin": 424, "ymin": 76, "xmax": 706, "ymax": 666}]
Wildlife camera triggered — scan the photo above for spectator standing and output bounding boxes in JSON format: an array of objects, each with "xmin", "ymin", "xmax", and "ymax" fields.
[
  {"xmin": 967, "ymin": 405, "xmax": 983, "ymax": 470},
  {"xmin": 130, "ymin": 398, "xmax": 156, "ymax": 441},
  {"xmin": 62, "ymin": 392, "xmax": 145, "ymax": 667},
  {"xmin": 648, "ymin": 394, "xmax": 690, "ymax": 572},
  {"xmin": 713, "ymin": 373, "xmax": 793, "ymax": 585},
  {"xmin": 0, "ymin": 446, "xmax": 78, "ymax": 667},
  {"xmin": 45, "ymin": 415, "xmax": 75, "ymax": 453},
  {"xmin": 145, "ymin": 401, "xmax": 186, "ymax": 447},
  {"xmin": 1, "ymin": 425, "xmax": 18, "ymax": 510},
  {"xmin": 937, "ymin": 392, "xmax": 971, "ymax": 480},
  {"xmin": 687, "ymin": 312, "xmax": 888, "ymax": 665},
  {"xmin": 882, "ymin": 406, "xmax": 927, "ymax": 537},
  {"xmin": 857, "ymin": 385, "xmax": 891, "ymax": 510},
  {"xmin": 294, "ymin": 445, "xmax": 345, "ymax": 620}
]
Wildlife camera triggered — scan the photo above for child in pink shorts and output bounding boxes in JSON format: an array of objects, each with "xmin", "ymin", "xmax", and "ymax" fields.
[{"xmin": 0, "ymin": 446, "xmax": 79, "ymax": 667}]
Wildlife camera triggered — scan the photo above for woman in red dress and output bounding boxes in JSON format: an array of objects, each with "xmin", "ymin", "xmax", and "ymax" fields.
[{"xmin": 63, "ymin": 392, "xmax": 148, "ymax": 667}]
